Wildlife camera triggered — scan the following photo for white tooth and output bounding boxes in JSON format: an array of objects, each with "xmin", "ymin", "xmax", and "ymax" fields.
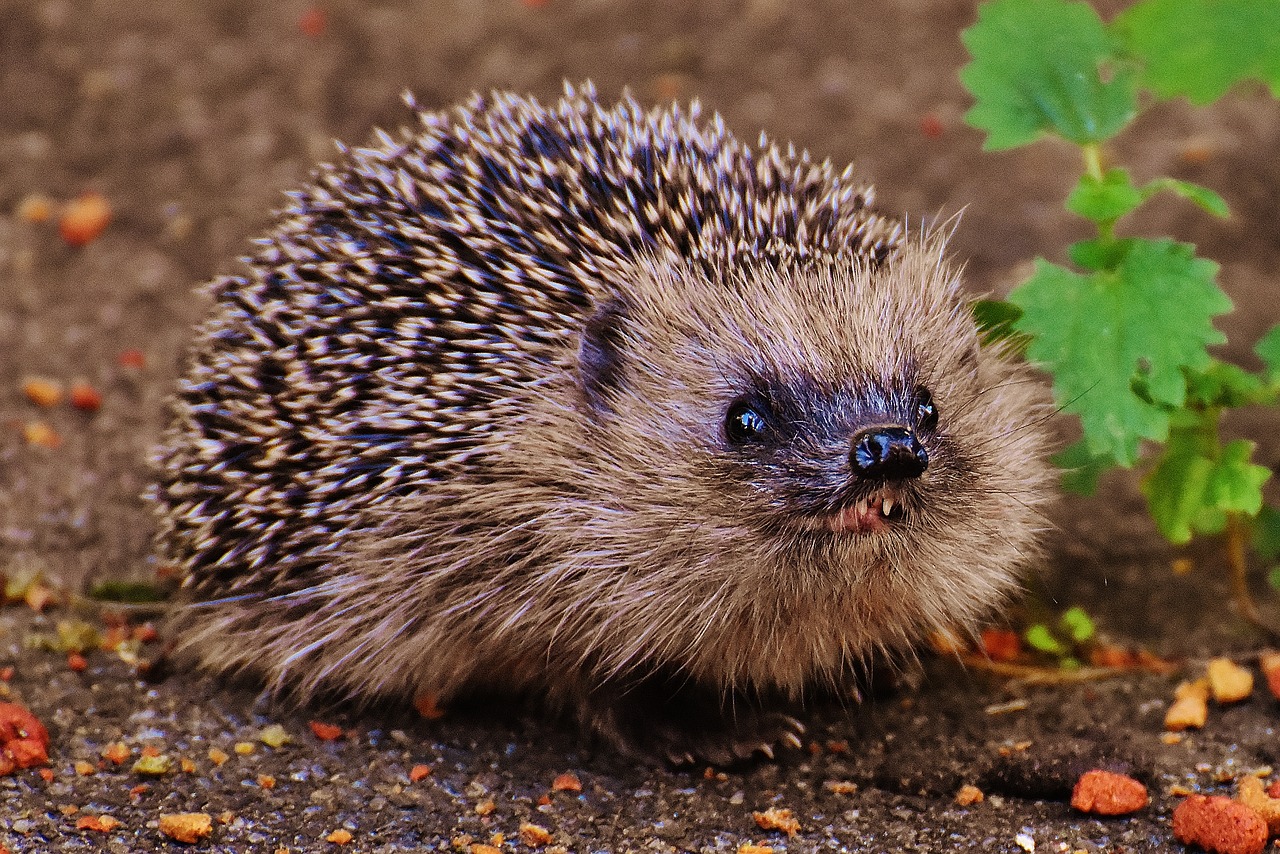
[
  {"xmin": 856, "ymin": 498, "xmax": 868, "ymax": 517},
  {"xmin": 882, "ymin": 497, "xmax": 894, "ymax": 516}
]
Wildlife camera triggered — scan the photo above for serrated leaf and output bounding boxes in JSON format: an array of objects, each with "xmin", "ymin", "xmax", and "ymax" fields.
[
  {"xmin": 960, "ymin": 0, "xmax": 1137, "ymax": 149},
  {"xmin": 1256, "ymin": 324, "xmax": 1280, "ymax": 380},
  {"xmin": 1185, "ymin": 360, "xmax": 1266, "ymax": 408},
  {"xmin": 972, "ymin": 299, "xmax": 1030, "ymax": 353},
  {"xmin": 1114, "ymin": 0, "xmax": 1280, "ymax": 103},
  {"xmin": 1067, "ymin": 168, "xmax": 1144, "ymax": 223},
  {"xmin": 1053, "ymin": 439, "xmax": 1112, "ymax": 495},
  {"xmin": 1203, "ymin": 439, "xmax": 1271, "ymax": 516},
  {"xmin": 1145, "ymin": 178, "xmax": 1230, "ymax": 219},
  {"xmin": 1141, "ymin": 424, "xmax": 1217, "ymax": 543},
  {"xmin": 1012, "ymin": 241, "xmax": 1230, "ymax": 464},
  {"xmin": 1143, "ymin": 430, "xmax": 1270, "ymax": 544}
]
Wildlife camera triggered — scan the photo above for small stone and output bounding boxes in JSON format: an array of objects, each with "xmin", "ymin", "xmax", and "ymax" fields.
[
  {"xmin": 1070, "ymin": 770, "xmax": 1148, "ymax": 815},
  {"xmin": 1207, "ymin": 658, "xmax": 1253, "ymax": 704},
  {"xmin": 1172, "ymin": 795, "xmax": 1266, "ymax": 854}
]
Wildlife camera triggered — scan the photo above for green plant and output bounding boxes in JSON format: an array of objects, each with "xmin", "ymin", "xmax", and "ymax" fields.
[
  {"xmin": 1024, "ymin": 606, "xmax": 1097, "ymax": 669},
  {"xmin": 960, "ymin": 0, "xmax": 1280, "ymax": 630}
]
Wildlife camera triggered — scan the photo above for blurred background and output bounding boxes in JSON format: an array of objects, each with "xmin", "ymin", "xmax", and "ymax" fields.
[{"xmin": 0, "ymin": 0, "xmax": 1277, "ymax": 598}]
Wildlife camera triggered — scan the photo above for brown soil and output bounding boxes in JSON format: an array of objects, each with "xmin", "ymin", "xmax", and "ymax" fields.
[{"xmin": 1, "ymin": 1, "xmax": 1279, "ymax": 851}]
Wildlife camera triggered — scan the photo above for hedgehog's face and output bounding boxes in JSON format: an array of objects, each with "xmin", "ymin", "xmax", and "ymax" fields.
[
  {"xmin": 573, "ymin": 251, "xmax": 1008, "ymax": 553},
  {"xmin": 716, "ymin": 377, "xmax": 940, "ymax": 537},
  {"xmin": 560, "ymin": 250, "xmax": 1050, "ymax": 686}
]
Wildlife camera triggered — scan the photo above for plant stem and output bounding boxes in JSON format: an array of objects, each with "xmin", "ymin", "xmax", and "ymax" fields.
[
  {"xmin": 1080, "ymin": 143, "xmax": 1116, "ymax": 242},
  {"xmin": 1082, "ymin": 143, "xmax": 1105, "ymax": 181},
  {"xmin": 1226, "ymin": 511, "xmax": 1280, "ymax": 642}
]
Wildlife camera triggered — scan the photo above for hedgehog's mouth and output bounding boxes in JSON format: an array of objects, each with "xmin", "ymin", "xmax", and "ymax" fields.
[{"xmin": 823, "ymin": 486, "xmax": 904, "ymax": 535}]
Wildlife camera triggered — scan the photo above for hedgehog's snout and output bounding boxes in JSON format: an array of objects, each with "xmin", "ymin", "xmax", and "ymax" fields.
[{"xmin": 849, "ymin": 425, "xmax": 928, "ymax": 482}]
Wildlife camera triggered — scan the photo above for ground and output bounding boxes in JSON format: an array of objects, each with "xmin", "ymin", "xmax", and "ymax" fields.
[{"xmin": 2, "ymin": 1, "xmax": 1280, "ymax": 851}]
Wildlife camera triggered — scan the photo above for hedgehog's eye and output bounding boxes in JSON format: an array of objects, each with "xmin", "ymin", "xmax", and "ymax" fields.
[
  {"xmin": 725, "ymin": 398, "xmax": 770, "ymax": 444},
  {"xmin": 915, "ymin": 388, "xmax": 939, "ymax": 432}
]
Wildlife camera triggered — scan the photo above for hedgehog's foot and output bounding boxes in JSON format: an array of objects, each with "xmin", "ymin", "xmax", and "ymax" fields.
[
  {"xmin": 641, "ymin": 706, "xmax": 808, "ymax": 768},
  {"xmin": 579, "ymin": 676, "xmax": 806, "ymax": 767}
]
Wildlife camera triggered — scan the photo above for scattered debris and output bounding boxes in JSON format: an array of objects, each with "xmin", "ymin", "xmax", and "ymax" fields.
[
  {"xmin": 1237, "ymin": 776, "xmax": 1280, "ymax": 834},
  {"xmin": 1070, "ymin": 770, "xmax": 1148, "ymax": 815},
  {"xmin": 519, "ymin": 822, "xmax": 553, "ymax": 847},
  {"xmin": 0, "ymin": 702, "xmax": 49, "ymax": 774},
  {"xmin": 551, "ymin": 771, "xmax": 582, "ymax": 792},
  {"xmin": 1173, "ymin": 795, "xmax": 1266, "ymax": 854},
  {"xmin": 1207, "ymin": 658, "xmax": 1253, "ymax": 704},
  {"xmin": 1166, "ymin": 678, "xmax": 1210, "ymax": 731},
  {"xmin": 15, "ymin": 193, "xmax": 54, "ymax": 223},
  {"xmin": 752, "ymin": 807, "xmax": 799, "ymax": 836},
  {"xmin": 58, "ymin": 192, "xmax": 112, "ymax": 247},
  {"xmin": 159, "ymin": 812, "xmax": 213, "ymax": 844},
  {"xmin": 21, "ymin": 378, "xmax": 63, "ymax": 407},
  {"xmin": 258, "ymin": 723, "xmax": 291, "ymax": 748},
  {"xmin": 76, "ymin": 814, "xmax": 121, "ymax": 833}
]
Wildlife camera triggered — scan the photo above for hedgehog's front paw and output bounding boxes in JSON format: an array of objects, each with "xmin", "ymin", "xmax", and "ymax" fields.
[
  {"xmin": 581, "ymin": 679, "xmax": 806, "ymax": 767},
  {"xmin": 649, "ymin": 708, "xmax": 807, "ymax": 768}
]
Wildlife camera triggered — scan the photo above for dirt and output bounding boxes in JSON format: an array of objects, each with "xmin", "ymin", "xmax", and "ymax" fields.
[{"xmin": 1, "ymin": 1, "xmax": 1279, "ymax": 851}]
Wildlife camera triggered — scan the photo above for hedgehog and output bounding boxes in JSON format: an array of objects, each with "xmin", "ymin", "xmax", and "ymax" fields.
[{"xmin": 152, "ymin": 81, "xmax": 1052, "ymax": 765}]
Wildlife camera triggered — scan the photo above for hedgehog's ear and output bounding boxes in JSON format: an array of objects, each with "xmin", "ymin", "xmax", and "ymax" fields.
[{"xmin": 578, "ymin": 299, "xmax": 629, "ymax": 415}]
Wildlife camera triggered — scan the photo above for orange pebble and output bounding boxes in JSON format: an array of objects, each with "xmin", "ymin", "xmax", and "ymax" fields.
[
  {"xmin": 69, "ymin": 382, "xmax": 103, "ymax": 412},
  {"xmin": 22, "ymin": 378, "xmax": 63, "ymax": 407},
  {"xmin": 1070, "ymin": 770, "xmax": 1148, "ymax": 815},
  {"xmin": 158, "ymin": 813, "xmax": 213, "ymax": 844},
  {"xmin": 1173, "ymin": 795, "xmax": 1266, "ymax": 854},
  {"xmin": 326, "ymin": 828, "xmax": 353, "ymax": 845},
  {"xmin": 16, "ymin": 194, "xmax": 54, "ymax": 223},
  {"xmin": 59, "ymin": 192, "xmax": 112, "ymax": 247},
  {"xmin": 23, "ymin": 422, "xmax": 62, "ymax": 449},
  {"xmin": 551, "ymin": 771, "xmax": 582, "ymax": 792},
  {"xmin": 308, "ymin": 721, "xmax": 344, "ymax": 741},
  {"xmin": 117, "ymin": 349, "xmax": 146, "ymax": 369},
  {"xmin": 298, "ymin": 6, "xmax": 327, "ymax": 37}
]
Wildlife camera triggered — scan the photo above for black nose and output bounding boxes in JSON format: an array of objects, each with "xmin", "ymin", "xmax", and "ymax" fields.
[{"xmin": 850, "ymin": 426, "xmax": 928, "ymax": 481}]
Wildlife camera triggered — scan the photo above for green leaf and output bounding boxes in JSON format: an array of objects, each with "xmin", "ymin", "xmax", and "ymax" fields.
[
  {"xmin": 1185, "ymin": 360, "xmax": 1266, "ymax": 408},
  {"xmin": 1059, "ymin": 606, "xmax": 1096, "ymax": 643},
  {"xmin": 1143, "ymin": 426, "xmax": 1270, "ymax": 544},
  {"xmin": 1066, "ymin": 173, "xmax": 1229, "ymax": 231},
  {"xmin": 972, "ymin": 299, "xmax": 1030, "ymax": 353},
  {"xmin": 1069, "ymin": 237, "xmax": 1131, "ymax": 272},
  {"xmin": 1024, "ymin": 623, "xmax": 1067, "ymax": 656},
  {"xmin": 1053, "ymin": 439, "xmax": 1113, "ymax": 495},
  {"xmin": 1011, "ymin": 241, "xmax": 1230, "ymax": 464},
  {"xmin": 1204, "ymin": 440, "xmax": 1271, "ymax": 516},
  {"xmin": 961, "ymin": 0, "xmax": 1137, "ymax": 149},
  {"xmin": 1067, "ymin": 168, "xmax": 1144, "ymax": 223},
  {"xmin": 1268, "ymin": 565, "xmax": 1280, "ymax": 591},
  {"xmin": 1256, "ymin": 324, "xmax": 1280, "ymax": 380},
  {"xmin": 1142, "ymin": 422, "xmax": 1217, "ymax": 543},
  {"xmin": 1145, "ymin": 178, "xmax": 1230, "ymax": 219},
  {"xmin": 1256, "ymin": 505, "xmax": 1280, "ymax": 561},
  {"xmin": 1114, "ymin": 0, "xmax": 1280, "ymax": 103}
]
